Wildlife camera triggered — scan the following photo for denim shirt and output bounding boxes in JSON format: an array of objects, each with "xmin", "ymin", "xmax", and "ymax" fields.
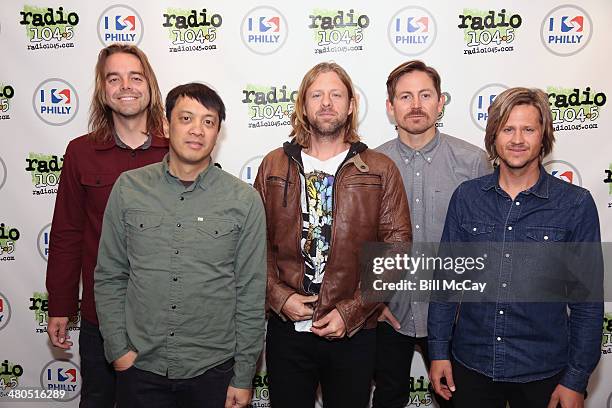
[{"xmin": 428, "ymin": 166, "xmax": 603, "ymax": 393}]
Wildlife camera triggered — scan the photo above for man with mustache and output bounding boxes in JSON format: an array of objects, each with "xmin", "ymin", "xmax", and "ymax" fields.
[
  {"xmin": 254, "ymin": 62, "xmax": 412, "ymax": 408},
  {"xmin": 374, "ymin": 60, "xmax": 491, "ymax": 408},
  {"xmin": 45, "ymin": 44, "xmax": 168, "ymax": 407},
  {"xmin": 428, "ymin": 88, "xmax": 603, "ymax": 408}
]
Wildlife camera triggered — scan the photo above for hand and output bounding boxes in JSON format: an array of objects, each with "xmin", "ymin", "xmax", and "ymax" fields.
[
  {"xmin": 429, "ymin": 360, "xmax": 455, "ymax": 401},
  {"xmin": 547, "ymin": 384, "xmax": 584, "ymax": 408},
  {"xmin": 225, "ymin": 386, "xmax": 252, "ymax": 408},
  {"xmin": 311, "ymin": 308, "xmax": 346, "ymax": 338},
  {"xmin": 113, "ymin": 350, "xmax": 138, "ymax": 372},
  {"xmin": 47, "ymin": 317, "xmax": 73, "ymax": 349},
  {"xmin": 378, "ymin": 305, "xmax": 401, "ymax": 330},
  {"xmin": 281, "ymin": 293, "xmax": 318, "ymax": 321}
]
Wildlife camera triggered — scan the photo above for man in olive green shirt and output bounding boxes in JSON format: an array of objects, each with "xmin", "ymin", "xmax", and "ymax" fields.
[{"xmin": 94, "ymin": 83, "xmax": 266, "ymax": 408}]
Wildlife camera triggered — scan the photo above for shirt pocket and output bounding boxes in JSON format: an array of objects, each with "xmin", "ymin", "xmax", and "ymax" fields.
[
  {"xmin": 522, "ymin": 227, "xmax": 569, "ymax": 300},
  {"xmin": 81, "ymin": 173, "xmax": 117, "ymax": 214},
  {"xmin": 194, "ymin": 218, "xmax": 239, "ymax": 266},
  {"xmin": 457, "ymin": 221, "xmax": 495, "ymax": 262},
  {"xmin": 125, "ymin": 211, "xmax": 164, "ymax": 258}
]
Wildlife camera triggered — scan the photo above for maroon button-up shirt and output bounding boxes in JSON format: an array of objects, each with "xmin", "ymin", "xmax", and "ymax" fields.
[{"xmin": 46, "ymin": 133, "xmax": 168, "ymax": 325}]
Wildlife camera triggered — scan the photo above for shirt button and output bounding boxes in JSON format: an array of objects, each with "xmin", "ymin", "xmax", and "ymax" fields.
[
  {"xmin": 416, "ymin": 172, "xmax": 420, "ymax": 176},
  {"xmin": 505, "ymin": 253, "xmax": 510, "ymax": 258},
  {"xmin": 177, "ymin": 223, "xmax": 181, "ymax": 227},
  {"xmin": 544, "ymin": 235, "xmax": 549, "ymax": 240},
  {"xmin": 180, "ymin": 197, "xmax": 185, "ymax": 201},
  {"xmin": 415, "ymin": 225, "xmax": 420, "ymax": 229},
  {"xmin": 404, "ymin": 159, "xmax": 409, "ymax": 164},
  {"xmin": 497, "ymin": 337, "xmax": 502, "ymax": 341},
  {"xmin": 427, "ymin": 157, "xmax": 431, "ymax": 162},
  {"xmin": 415, "ymin": 198, "xmax": 420, "ymax": 203},
  {"xmin": 175, "ymin": 250, "xmax": 179, "ymax": 255},
  {"xmin": 171, "ymin": 305, "xmax": 176, "ymax": 310},
  {"xmin": 515, "ymin": 201, "xmax": 520, "ymax": 206},
  {"xmin": 173, "ymin": 277, "xmax": 178, "ymax": 282},
  {"xmin": 170, "ymin": 331, "xmax": 175, "ymax": 336},
  {"xmin": 499, "ymin": 310, "xmax": 504, "ymax": 315},
  {"xmin": 502, "ymin": 283, "xmax": 507, "ymax": 288},
  {"xmin": 130, "ymin": 151, "xmax": 136, "ymax": 157},
  {"xmin": 472, "ymin": 227, "xmax": 477, "ymax": 232},
  {"xmin": 507, "ymin": 226, "xmax": 512, "ymax": 231}
]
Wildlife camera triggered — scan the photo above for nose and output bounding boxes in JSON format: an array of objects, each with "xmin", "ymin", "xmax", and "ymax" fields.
[
  {"xmin": 120, "ymin": 76, "xmax": 131, "ymax": 91},
  {"xmin": 321, "ymin": 92, "xmax": 332, "ymax": 107},
  {"xmin": 189, "ymin": 122, "xmax": 204, "ymax": 136},
  {"xmin": 411, "ymin": 96, "xmax": 422, "ymax": 109}
]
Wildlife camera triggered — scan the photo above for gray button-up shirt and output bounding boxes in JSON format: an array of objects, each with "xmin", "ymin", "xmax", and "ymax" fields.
[
  {"xmin": 94, "ymin": 155, "xmax": 266, "ymax": 388},
  {"xmin": 376, "ymin": 131, "xmax": 491, "ymax": 337}
]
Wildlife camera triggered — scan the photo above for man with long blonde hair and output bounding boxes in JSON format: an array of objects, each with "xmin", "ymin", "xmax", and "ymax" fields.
[
  {"xmin": 45, "ymin": 43, "xmax": 167, "ymax": 407},
  {"xmin": 254, "ymin": 62, "xmax": 412, "ymax": 407}
]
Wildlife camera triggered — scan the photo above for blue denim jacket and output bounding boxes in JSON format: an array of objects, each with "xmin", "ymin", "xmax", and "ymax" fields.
[{"xmin": 428, "ymin": 166, "xmax": 603, "ymax": 393}]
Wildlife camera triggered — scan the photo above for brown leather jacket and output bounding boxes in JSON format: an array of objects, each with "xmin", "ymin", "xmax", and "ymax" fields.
[{"xmin": 254, "ymin": 141, "xmax": 412, "ymax": 336}]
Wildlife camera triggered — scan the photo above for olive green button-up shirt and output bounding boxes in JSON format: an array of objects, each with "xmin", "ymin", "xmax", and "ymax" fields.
[{"xmin": 94, "ymin": 155, "xmax": 266, "ymax": 388}]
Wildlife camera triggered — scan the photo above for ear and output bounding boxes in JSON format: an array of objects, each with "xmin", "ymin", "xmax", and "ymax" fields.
[
  {"xmin": 162, "ymin": 117, "xmax": 170, "ymax": 140},
  {"xmin": 386, "ymin": 98, "xmax": 394, "ymax": 116},
  {"xmin": 437, "ymin": 93, "xmax": 446, "ymax": 115},
  {"xmin": 348, "ymin": 96, "xmax": 355, "ymax": 116}
]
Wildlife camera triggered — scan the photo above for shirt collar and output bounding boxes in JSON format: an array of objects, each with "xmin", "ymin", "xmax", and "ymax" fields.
[
  {"xmin": 114, "ymin": 131, "xmax": 152, "ymax": 150},
  {"xmin": 396, "ymin": 130, "xmax": 441, "ymax": 165},
  {"xmin": 481, "ymin": 165, "xmax": 549, "ymax": 199},
  {"xmin": 162, "ymin": 153, "xmax": 215, "ymax": 191},
  {"xmin": 94, "ymin": 129, "xmax": 168, "ymax": 151}
]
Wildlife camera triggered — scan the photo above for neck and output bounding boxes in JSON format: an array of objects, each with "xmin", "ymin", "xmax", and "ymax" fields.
[
  {"xmin": 305, "ymin": 133, "xmax": 350, "ymax": 161},
  {"xmin": 498, "ymin": 161, "xmax": 541, "ymax": 200},
  {"xmin": 398, "ymin": 127, "xmax": 436, "ymax": 150},
  {"xmin": 168, "ymin": 154, "xmax": 211, "ymax": 182},
  {"xmin": 112, "ymin": 111, "xmax": 148, "ymax": 149}
]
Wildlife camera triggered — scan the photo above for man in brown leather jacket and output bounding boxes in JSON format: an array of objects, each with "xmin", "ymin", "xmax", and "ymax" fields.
[{"xmin": 254, "ymin": 62, "xmax": 412, "ymax": 408}]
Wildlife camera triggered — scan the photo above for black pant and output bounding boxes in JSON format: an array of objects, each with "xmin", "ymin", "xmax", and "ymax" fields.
[
  {"xmin": 451, "ymin": 360, "xmax": 565, "ymax": 408},
  {"xmin": 266, "ymin": 314, "xmax": 376, "ymax": 408},
  {"xmin": 79, "ymin": 319, "xmax": 116, "ymax": 408},
  {"xmin": 115, "ymin": 359, "xmax": 234, "ymax": 408},
  {"xmin": 373, "ymin": 322, "xmax": 452, "ymax": 408}
]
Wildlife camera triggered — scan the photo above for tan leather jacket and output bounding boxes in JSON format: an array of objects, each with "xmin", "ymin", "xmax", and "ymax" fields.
[{"xmin": 254, "ymin": 141, "xmax": 412, "ymax": 336}]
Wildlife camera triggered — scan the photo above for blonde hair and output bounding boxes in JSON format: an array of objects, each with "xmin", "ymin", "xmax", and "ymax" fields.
[{"xmin": 290, "ymin": 62, "xmax": 360, "ymax": 147}]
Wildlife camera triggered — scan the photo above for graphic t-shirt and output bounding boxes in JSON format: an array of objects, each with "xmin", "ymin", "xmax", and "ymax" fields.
[{"xmin": 294, "ymin": 149, "xmax": 347, "ymax": 332}]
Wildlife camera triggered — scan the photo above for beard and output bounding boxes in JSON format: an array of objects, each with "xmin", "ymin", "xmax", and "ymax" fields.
[{"xmin": 310, "ymin": 111, "xmax": 348, "ymax": 140}]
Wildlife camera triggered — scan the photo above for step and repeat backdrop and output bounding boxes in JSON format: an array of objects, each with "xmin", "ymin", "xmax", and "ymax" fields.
[{"xmin": 0, "ymin": 0, "xmax": 611, "ymax": 406}]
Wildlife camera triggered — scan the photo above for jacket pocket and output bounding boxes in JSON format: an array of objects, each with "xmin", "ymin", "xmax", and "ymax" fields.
[{"xmin": 81, "ymin": 173, "xmax": 118, "ymax": 214}]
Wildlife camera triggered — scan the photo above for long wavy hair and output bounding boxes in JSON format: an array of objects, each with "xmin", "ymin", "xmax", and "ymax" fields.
[
  {"xmin": 88, "ymin": 44, "xmax": 164, "ymax": 142},
  {"xmin": 290, "ymin": 62, "xmax": 360, "ymax": 148}
]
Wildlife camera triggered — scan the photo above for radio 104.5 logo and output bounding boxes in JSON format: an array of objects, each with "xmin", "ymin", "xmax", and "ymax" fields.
[
  {"xmin": 19, "ymin": 6, "xmax": 79, "ymax": 51},
  {"xmin": 0, "ymin": 83, "xmax": 15, "ymax": 121},
  {"xmin": 547, "ymin": 86, "xmax": 605, "ymax": 132},
  {"xmin": 458, "ymin": 8, "xmax": 521, "ymax": 56},
  {"xmin": 162, "ymin": 8, "xmax": 222, "ymax": 53},
  {"xmin": 308, "ymin": 9, "xmax": 369, "ymax": 55},
  {"xmin": 25, "ymin": 153, "xmax": 63, "ymax": 196}
]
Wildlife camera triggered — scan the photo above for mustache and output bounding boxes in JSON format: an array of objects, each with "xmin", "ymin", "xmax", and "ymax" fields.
[{"xmin": 405, "ymin": 108, "xmax": 427, "ymax": 117}]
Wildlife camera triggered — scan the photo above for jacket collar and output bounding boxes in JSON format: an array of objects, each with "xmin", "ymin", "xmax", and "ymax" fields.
[{"xmin": 282, "ymin": 138, "xmax": 368, "ymax": 170}]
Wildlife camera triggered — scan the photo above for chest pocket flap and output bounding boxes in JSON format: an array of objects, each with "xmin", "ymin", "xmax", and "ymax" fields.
[
  {"xmin": 197, "ymin": 218, "xmax": 236, "ymax": 239},
  {"xmin": 526, "ymin": 226, "xmax": 567, "ymax": 242}
]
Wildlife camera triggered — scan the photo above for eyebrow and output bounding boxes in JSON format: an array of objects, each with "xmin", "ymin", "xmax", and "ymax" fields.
[
  {"xmin": 105, "ymin": 70, "xmax": 144, "ymax": 79},
  {"xmin": 177, "ymin": 110, "xmax": 217, "ymax": 120}
]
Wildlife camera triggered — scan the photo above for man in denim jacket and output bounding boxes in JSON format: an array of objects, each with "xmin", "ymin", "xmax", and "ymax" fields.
[{"xmin": 428, "ymin": 87, "xmax": 603, "ymax": 408}]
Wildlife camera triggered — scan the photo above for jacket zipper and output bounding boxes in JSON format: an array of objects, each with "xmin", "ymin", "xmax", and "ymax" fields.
[{"xmin": 311, "ymin": 157, "xmax": 354, "ymax": 322}]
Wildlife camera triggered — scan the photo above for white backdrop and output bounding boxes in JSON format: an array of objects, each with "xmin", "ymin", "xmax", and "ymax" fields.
[{"xmin": 0, "ymin": 0, "xmax": 611, "ymax": 406}]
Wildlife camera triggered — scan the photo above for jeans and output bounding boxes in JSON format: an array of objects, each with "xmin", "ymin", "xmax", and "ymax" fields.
[
  {"xmin": 115, "ymin": 358, "xmax": 234, "ymax": 408},
  {"xmin": 451, "ymin": 360, "xmax": 564, "ymax": 408},
  {"xmin": 78, "ymin": 319, "xmax": 116, "ymax": 408},
  {"xmin": 266, "ymin": 314, "xmax": 376, "ymax": 408},
  {"xmin": 373, "ymin": 322, "xmax": 452, "ymax": 408}
]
